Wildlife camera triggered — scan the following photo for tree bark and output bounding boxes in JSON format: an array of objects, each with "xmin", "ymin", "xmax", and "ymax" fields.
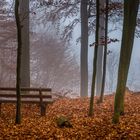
[
  {"xmin": 19, "ymin": 0, "xmax": 30, "ymax": 88},
  {"xmin": 96, "ymin": 0, "xmax": 105, "ymax": 96},
  {"xmin": 15, "ymin": 0, "xmax": 22, "ymax": 124},
  {"xmin": 80, "ymin": 0, "xmax": 88, "ymax": 97},
  {"xmin": 99, "ymin": 0, "xmax": 108, "ymax": 103},
  {"xmin": 89, "ymin": 0, "xmax": 100, "ymax": 116},
  {"xmin": 112, "ymin": 0, "xmax": 139, "ymax": 124}
]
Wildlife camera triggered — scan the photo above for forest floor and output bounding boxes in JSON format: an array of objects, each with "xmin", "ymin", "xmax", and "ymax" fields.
[{"xmin": 0, "ymin": 93, "xmax": 140, "ymax": 140}]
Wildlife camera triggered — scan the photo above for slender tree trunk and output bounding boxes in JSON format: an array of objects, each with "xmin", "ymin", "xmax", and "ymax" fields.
[
  {"xmin": 112, "ymin": 0, "xmax": 139, "ymax": 124},
  {"xmin": 80, "ymin": 0, "xmax": 88, "ymax": 97},
  {"xmin": 15, "ymin": 0, "xmax": 22, "ymax": 124},
  {"xmin": 96, "ymin": 0, "xmax": 105, "ymax": 96},
  {"xmin": 99, "ymin": 0, "xmax": 108, "ymax": 103},
  {"xmin": 88, "ymin": 0, "xmax": 100, "ymax": 116},
  {"xmin": 19, "ymin": 0, "xmax": 30, "ymax": 88}
]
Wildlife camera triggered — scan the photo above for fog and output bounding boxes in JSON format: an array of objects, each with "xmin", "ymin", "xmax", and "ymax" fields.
[
  {"xmin": 0, "ymin": 0, "xmax": 140, "ymax": 97},
  {"xmin": 72, "ymin": 22, "xmax": 140, "ymax": 94}
]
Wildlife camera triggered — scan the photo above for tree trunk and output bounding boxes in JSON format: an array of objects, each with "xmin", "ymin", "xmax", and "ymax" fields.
[
  {"xmin": 96, "ymin": 0, "xmax": 105, "ymax": 96},
  {"xmin": 112, "ymin": 0, "xmax": 139, "ymax": 124},
  {"xmin": 99, "ymin": 0, "xmax": 108, "ymax": 103},
  {"xmin": 15, "ymin": 0, "xmax": 22, "ymax": 124},
  {"xmin": 19, "ymin": 0, "xmax": 30, "ymax": 88},
  {"xmin": 80, "ymin": 0, "xmax": 88, "ymax": 97},
  {"xmin": 88, "ymin": 0, "xmax": 100, "ymax": 116}
]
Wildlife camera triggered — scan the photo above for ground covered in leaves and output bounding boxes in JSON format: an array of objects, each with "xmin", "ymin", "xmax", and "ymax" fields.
[{"xmin": 0, "ymin": 93, "xmax": 140, "ymax": 140}]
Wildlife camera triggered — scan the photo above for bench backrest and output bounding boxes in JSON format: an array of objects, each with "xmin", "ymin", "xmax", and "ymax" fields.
[
  {"xmin": 0, "ymin": 87, "xmax": 53, "ymax": 103},
  {"xmin": 0, "ymin": 87, "xmax": 51, "ymax": 92}
]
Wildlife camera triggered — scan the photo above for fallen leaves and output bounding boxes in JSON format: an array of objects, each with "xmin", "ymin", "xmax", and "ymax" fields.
[{"xmin": 0, "ymin": 93, "xmax": 140, "ymax": 139}]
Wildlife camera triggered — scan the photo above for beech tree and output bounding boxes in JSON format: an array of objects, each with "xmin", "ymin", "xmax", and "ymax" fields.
[
  {"xmin": 15, "ymin": 0, "xmax": 22, "ymax": 124},
  {"xmin": 113, "ymin": 0, "xmax": 139, "ymax": 124},
  {"xmin": 20, "ymin": 0, "xmax": 30, "ymax": 88},
  {"xmin": 99, "ymin": 0, "xmax": 109, "ymax": 103},
  {"xmin": 80, "ymin": 0, "xmax": 88, "ymax": 97},
  {"xmin": 4, "ymin": 0, "xmax": 30, "ymax": 88},
  {"xmin": 89, "ymin": 0, "xmax": 99, "ymax": 116},
  {"xmin": 96, "ymin": 0, "xmax": 105, "ymax": 96}
]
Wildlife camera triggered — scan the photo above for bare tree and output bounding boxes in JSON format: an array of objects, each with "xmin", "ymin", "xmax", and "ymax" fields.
[
  {"xmin": 99, "ymin": 0, "xmax": 109, "ymax": 103},
  {"xmin": 113, "ymin": 0, "xmax": 139, "ymax": 124},
  {"xmin": 96, "ymin": 0, "xmax": 105, "ymax": 96},
  {"xmin": 80, "ymin": 0, "xmax": 88, "ymax": 97},
  {"xmin": 89, "ymin": 0, "xmax": 100, "ymax": 116},
  {"xmin": 15, "ymin": 0, "xmax": 22, "ymax": 124},
  {"xmin": 19, "ymin": 0, "xmax": 30, "ymax": 88}
]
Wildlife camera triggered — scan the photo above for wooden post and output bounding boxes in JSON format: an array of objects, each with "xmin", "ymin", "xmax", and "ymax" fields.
[
  {"xmin": 0, "ymin": 103, "xmax": 1, "ymax": 115},
  {"xmin": 39, "ymin": 88, "xmax": 46, "ymax": 116}
]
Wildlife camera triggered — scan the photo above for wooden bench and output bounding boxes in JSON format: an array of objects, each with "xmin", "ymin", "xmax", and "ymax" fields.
[{"xmin": 0, "ymin": 87, "xmax": 54, "ymax": 116}]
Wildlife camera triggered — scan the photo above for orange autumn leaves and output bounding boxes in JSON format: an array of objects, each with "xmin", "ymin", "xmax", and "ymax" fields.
[{"xmin": 0, "ymin": 93, "xmax": 140, "ymax": 139}]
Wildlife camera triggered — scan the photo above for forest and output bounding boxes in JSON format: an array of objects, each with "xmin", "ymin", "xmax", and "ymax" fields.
[{"xmin": 0, "ymin": 0, "xmax": 140, "ymax": 139}]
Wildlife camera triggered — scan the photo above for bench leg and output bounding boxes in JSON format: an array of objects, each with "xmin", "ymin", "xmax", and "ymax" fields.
[
  {"xmin": 0, "ymin": 103, "xmax": 1, "ymax": 115},
  {"xmin": 40, "ymin": 104, "xmax": 46, "ymax": 116}
]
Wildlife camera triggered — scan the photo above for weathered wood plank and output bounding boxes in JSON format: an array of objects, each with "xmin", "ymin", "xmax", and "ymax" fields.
[
  {"xmin": 0, "ymin": 94, "xmax": 52, "ymax": 98},
  {"xmin": 0, "ymin": 87, "xmax": 52, "ymax": 92},
  {"xmin": 0, "ymin": 98, "xmax": 54, "ymax": 103}
]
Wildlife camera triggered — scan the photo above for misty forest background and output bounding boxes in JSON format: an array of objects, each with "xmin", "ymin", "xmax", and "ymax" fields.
[{"xmin": 0, "ymin": 0, "xmax": 140, "ymax": 97}]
